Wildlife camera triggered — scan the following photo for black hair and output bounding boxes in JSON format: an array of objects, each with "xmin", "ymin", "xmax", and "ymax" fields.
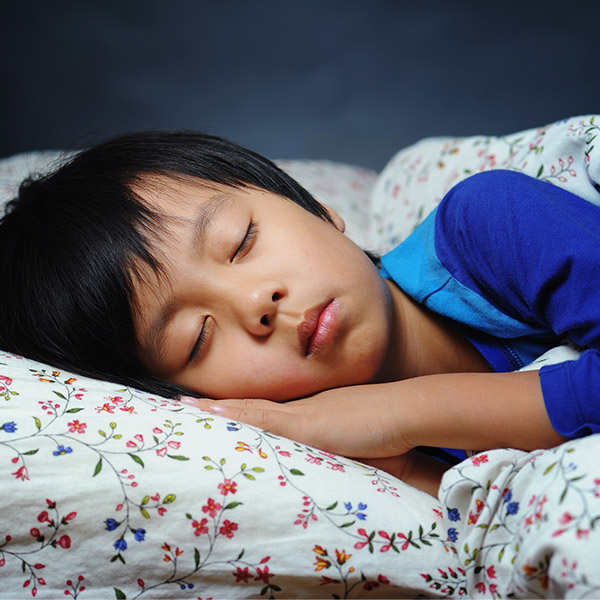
[{"xmin": 0, "ymin": 131, "xmax": 332, "ymax": 398}]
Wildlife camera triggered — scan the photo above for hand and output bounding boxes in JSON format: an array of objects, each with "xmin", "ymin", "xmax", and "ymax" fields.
[{"xmin": 181, "ymin": 382, "xmax": 414, "ymax": 460}]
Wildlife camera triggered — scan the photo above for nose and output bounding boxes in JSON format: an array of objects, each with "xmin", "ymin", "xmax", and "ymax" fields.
[{"xmin": 235, "ymin": 280, "xmax": 285, "ymax": 337}]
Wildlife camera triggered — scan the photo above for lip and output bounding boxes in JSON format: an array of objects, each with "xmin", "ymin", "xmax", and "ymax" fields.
[{"xmin": 298, "ymin": 299, "xmax": 339, "ymax": 357}]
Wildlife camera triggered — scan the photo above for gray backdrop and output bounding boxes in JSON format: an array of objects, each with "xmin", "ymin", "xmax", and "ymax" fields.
[{"xmin": 2, "ymin": 0, "xmax": 598, "ymax": 170}]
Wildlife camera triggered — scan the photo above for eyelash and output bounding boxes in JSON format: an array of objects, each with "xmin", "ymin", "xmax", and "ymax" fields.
[
  {"xmin": 232, "ymin": 220, "xmax": 258, "ymax": 261},
  {"xmin": 189, "ymin": 318, "xmax": 209, "ymax": 363},
  {"xmin": 189, "ymin": 220, "xmax": 258, "ymax": 364}
]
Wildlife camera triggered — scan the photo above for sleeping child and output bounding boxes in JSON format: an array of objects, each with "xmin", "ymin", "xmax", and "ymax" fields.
[{"xmin": 1, "ymin": 131, "xmax": 599, "ymax": 495}]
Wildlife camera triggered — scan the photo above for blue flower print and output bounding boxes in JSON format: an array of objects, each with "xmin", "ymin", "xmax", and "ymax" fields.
[
  {"xmin": 1, "ymin": 421, "xmax": 17, "ymax": 433},
  {"xmin": 447, "ymin": 527, "xmax": 458, "ymax": 542},
  {"xmin": 226, "ymin": 422, "xmax": 241, "ymax": 432},
  {"xmin": 358, "ymin": 503, "xmax": 367, "ymax": 510},
  {"xmin": 506, "ymin": 501, "xmax": 519, "ymax": 515},
  {"xmin": 503, "ymin": 489, "xmax": 513, "ymax": 503},
  {"xmin": 344, "ymin": 502, "xmax": 353, "ymax": 511},
  {"xmin": 134, "ymin": 528, "xmax": 146, "ymax": 542},
  {"xmin": 114, "ymin": 538, "xmax": 127, "ymax": 552},
  {"xmin": 447, "ymin": 507, "xmax": 461, "ymax": 521},
  {"xmin": 356, "ymin": 512, "xmax": 367, "ymax": 521},
  {"xmin": 104, "ymin": 518, "xmax": 119, "ymax": 531},
  {"xmin": 53, "ymin": 445, "xmax": 73, "ymax": 456}
]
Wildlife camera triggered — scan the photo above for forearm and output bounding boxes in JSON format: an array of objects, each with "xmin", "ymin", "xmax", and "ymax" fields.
[{"xmin": 391, "ymin": 370, "xmax": 568, "ymax": 452}]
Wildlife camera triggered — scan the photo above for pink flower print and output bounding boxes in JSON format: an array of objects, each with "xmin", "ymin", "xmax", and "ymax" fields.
[
  {"xmin": 218, "ymin": 479, "xmax": 238, "ymax": 496},
  {"xmin": 559, "ymin": 511, "xmax": 573, "ymax": 525},
  {"xmin": 134, "ymin": 434, "xmax": 143, "ymax": 442},
  {"xmin": 153, "ymin": 427, "xmax": 163, "ymax": 434},
  {"xmin": 396, "ymin": 533, "xmax": 410, "ymax": 551},
  {"xmin": 576, "ymin": 529, "xmax": 590, "ymax": 539},
  {"xmin": 306, "ymin": 454, "xmax": 322, "ymax": 465},
  {"xmin": 67, "ymin": 420, "xmax": 87, "ymax": 434},
  {"xmin": 108, "ymin": 396, "xmax": 123, "ymax": 404},
  {"xmin": 192, "ymin": 518, "xmax": 209, "ymax": 537},
  {"xmin": 354, "ymin": 528, "xmax": 371, "ymax": 550},
  {"xmin": 13, "ymin": 466, "xmax": 29, "ymax": 481},
  {"xmin": 468, "ymin": 511, "xmax": 480, "ymax": 525},
  {"xmin": 155, "ymin": 447, "xmax": 167, "ymax": 457},
  {"xmin": 327, "ymin": 462, "xmax": 345, "ymax": 472},
  {"xmin": 0, "ymin": 375, "xmax": 13, "ymax": 386},
  {"xmin": 202, "ymin": 498, "xmax": 222, "ymax": 518},
  {"xmin": 119, "ymin": 406, "xmax": 136, "ymax": 414},
  {"xmin": 126, "ymin": 441, "xmax": 137, "ymax": 448},
  {"xmin": 378, "ymin": 531, "xmax": 394, "ymax": 553},
  {"xmin": 167, "ymin": 441, "xmax": 180, "ymax": 449},
  {"xmin": 95, "ymin": 403, "xmax": 115, "ymax": 414},
  {"xmin": 219, "ymin": 519, "xmax": 238, "ymax": 539},
  {"xmin": 157, "ymin": 507, "xmax": 167, "ymax": 516}
]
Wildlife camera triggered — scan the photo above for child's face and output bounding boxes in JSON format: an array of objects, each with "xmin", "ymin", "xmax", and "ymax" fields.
[{"xmin": 133, "ymin": 176, "xmax": 393, "ymax": 401}]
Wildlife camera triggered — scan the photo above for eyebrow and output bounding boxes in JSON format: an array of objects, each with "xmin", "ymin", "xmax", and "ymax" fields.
[{"xmin": 142, "ymin": 191, "xmax": 235, "ymax": 366}]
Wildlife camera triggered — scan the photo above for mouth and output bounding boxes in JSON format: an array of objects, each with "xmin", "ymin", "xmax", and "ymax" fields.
[{"xmin": 298, "ymin": 299, "xmax": 339, "ymax": 357}]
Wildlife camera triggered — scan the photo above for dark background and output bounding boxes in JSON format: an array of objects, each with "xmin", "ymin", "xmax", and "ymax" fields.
[{"xmin": 1, "ymin": 0, "xmax": 598, "ymax": 170}]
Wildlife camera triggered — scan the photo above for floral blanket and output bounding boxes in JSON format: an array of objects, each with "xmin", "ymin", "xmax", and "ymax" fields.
[{"xmin": 1, "ymin": 115, "xmax": 599, "ymax": 598}]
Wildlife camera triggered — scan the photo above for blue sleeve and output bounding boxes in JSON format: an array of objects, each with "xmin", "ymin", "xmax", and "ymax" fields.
[{"xmin": 435, "ymin": 170, "xmax": 600, "ymax": 438}]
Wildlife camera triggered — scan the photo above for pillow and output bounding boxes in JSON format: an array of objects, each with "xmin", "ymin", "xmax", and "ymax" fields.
[{"xmin": 0, "ymin": 156, "xmax": 452, "ymax": 599}]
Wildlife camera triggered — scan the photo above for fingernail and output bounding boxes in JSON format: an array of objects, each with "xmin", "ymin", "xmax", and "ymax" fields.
[
  {"xmin": 209, "ymin": 403, "xmax": 228, "ymax": 415},
  {"xmin": 179, "ymin": 396, "xmax": 198, "ymax": 406}
]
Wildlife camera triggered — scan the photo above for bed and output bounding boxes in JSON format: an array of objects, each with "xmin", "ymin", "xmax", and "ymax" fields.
[{"xmin": 1, "ymin": 115, "xmax": 599, "ymax": 598}]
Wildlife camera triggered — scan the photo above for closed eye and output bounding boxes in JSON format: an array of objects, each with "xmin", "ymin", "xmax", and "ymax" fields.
[
  {"xmin": 189, "ymin": 317, "xmax": 210, "ymax": 363},
  {"xmin": 231, "ymin": 220, "xmax": 257, "ymax": 261}
]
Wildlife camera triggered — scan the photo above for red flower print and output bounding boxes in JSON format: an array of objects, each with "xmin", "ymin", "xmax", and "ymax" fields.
[
  {"xmin": 192, "ymin": 518, "xmax": 209, "ymax": 537},
  {"xmin": 202, "ymin": 498, "xmax": 222, "ymax": 518},
  {"xmin": 167, "ymin": 441, "xmax": 180, "ymax": 449},
  {"xmin": 67, "ymin": 420, "xmax": 87, "ymax": 434},
  {"xmin": 487, "ymin": 565, "xmax": 496, "ymax": 579},
  {"xmin": 56, "ymin": 535, "xmax": 71, "ymax": 549},
  {"xmin": 153, "ymin": 427, "xmax": 163, "ymax": 434},
  {"xmin": 12, "ymin": 466, "xmax": 29, "ymax": 481},
  {"xmin": 134, "ymin": 434, "xmax": 143, "ymax": 442},
  {"xmin": 155, "ymin": 447, "xmax": 167, "ymax": 457},
  {"xmin": 64, "ymin": 512, "xmax": 77, "ymax": 523},
  {"xmin": 475, "ymin": 582, "xmax": 486, "ymax": 594},
  {"xmin": 233, "ymin": 566, "xmax": 250, "ymax": 583},
  {"xmin": 37, "ymin": 511, "xmax": 51, "ymax": 524},
  {"xmin": 218, "ymin": 479, "xmax": 238, "ymax": 496},
  {"xmin": 30, "ymin": 528, "xmax": 41, "ymax": 538},
  {"xmin": 65, "ymin": 377, "xmax": 77, "ymax": 384},
  {"xmin": 254, "ymin": 565, "xmax": 274, "ymax": 584},
  {"xmin": 471, "ymin": 454, "xmax": 489, "ymax": 466},
  {"xmin": 119, "ymin": 406, "xmax": 135, "ymax": 414},
  {"xmin": 559, "ymin": 511, "xmax": 573, "ymax": 525},
  {"xmin": 378, "ymin": 574, "xmax": 390, "ymax": 584},
  {"xmin": 468, "ymin": 511, "xmax": 479, "ymax": 525},
  {"xmin": 157, "ymin": 507, "xmax": 167, "ymax": 516},
  {"xmin": 126, "ymin": 441, "xmax": 137, "ymax": 448},
  {"xmin": 95, "ymin": 403, "xmax": 115, "ymax": 414},
  {"xmin": 219, "ymin": 519, "xmax": 238, "ymax": 539}
]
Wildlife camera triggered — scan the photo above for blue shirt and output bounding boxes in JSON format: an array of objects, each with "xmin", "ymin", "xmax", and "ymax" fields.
[{"xmin": 380, "ymin": 170, "xmax": 600, "ymax": 439}]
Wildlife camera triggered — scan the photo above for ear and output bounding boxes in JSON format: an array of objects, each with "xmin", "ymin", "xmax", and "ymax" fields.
[{"xmin": 322, "ymin": 203, "xmax": 345, "ymax": 233}]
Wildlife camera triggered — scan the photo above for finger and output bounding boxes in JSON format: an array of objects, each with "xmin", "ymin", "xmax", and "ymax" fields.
[{"xmin": 180, "ymin": 396, "xmax": 300, "ymax": 439}]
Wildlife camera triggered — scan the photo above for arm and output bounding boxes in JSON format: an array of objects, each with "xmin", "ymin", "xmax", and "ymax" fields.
[{"xmin": 183, "ymin": 369, "xmax": 566, "ymax": 461}]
